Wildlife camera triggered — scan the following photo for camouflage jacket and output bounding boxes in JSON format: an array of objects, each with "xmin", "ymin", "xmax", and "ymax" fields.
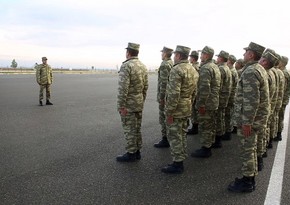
[
  {"xmin": 165, "ymin": 60, "xmax": 198, "ymax": 118},
  {"xmin": 228, "ymin": 65, "xmax": 239, "ymax": 106},
  {"xmin": 117, "ymin": 57, "xmax": 148, "ymax": 112},
  {"xmin": 157, "ymin": 58, "xmax": 173, "ymax": 102},
  {"xmin": 275, "ymin": 68, "xmax": 285, "ymax": 110},
  {"xmin": 195, "ymin": 59, "xmax": 221, "ymax": 110},
  {"xmin": 36, "ymin": 64, "xmax": 53, "ymax": 85},
  {"xmin": 235, "ymin": 61, "xmax": 269, "ymax": 129},
  {"xmin": 267, "ymin": 68, "xmax": 277, "ymax": 113},
  {"xmin": 218, "ymin": 62, "xmax": 232, "ymax": 108},
  {"xmin": 281, "ymin": 67, "xmax": 290, "ymax": 105},
  {"xmin": 191, "ymin": 62, "xmax": 200, "ymax": 72}
]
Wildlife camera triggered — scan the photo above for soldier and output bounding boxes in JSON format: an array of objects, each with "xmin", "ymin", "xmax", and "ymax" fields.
[
  {"xmin": 228, "ymin": 42, "xmax": 268, "ymax": 193},
  {"xmin": 161, "ymin": 45, "xmax": 198, "ymax": 174},
  {"xmin": 257, "ymin": 50, "xmax": 277, "ymax": 171},
  {"xmin": 212, "ymin": 50, "xmax": 232, "ymax": 148},
  {"xmin": 275, "ymin": 56, "xmax": 290, "ymax": 141},
  {"xmin": 223, "ymin": 55, "xmax": 239, "ymax": 140},
  {"xmin": 36, "ymin": 57, "xmax": 53, "ymax": 106},
  {"xmin": 235, "ymin": 58, "xmax": 245, "ymax": 78},
  {"xmin": 116, "ymin": 42, "xmax": 149, "ymax": 162},
  {"xmin": 154, "ymin": 46, "xmax": 174, "ymax": 148},
  {"xmin": 187, "ymin": 50, "xmax": 200, "ymax": 135},
  {"xmin": 191, "ymin": 46, "xmax": 221, "ymax": 158}
]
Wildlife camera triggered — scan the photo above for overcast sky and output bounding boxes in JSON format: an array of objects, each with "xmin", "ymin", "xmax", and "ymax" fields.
[{"xmin": 0, "ymin": 0, "xmax": 289, "ymax": 69}]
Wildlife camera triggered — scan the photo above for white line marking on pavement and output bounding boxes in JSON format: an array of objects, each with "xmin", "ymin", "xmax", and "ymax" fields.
[{"xmin": 264, "ymin": 105, "xmax": 289, "ymax": 205}]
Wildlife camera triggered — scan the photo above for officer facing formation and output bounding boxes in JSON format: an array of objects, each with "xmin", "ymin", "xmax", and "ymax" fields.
[
  {"xmin": 187, "ymin": 50, "xmax": 200, "ymax": 135},
  {"xmin": 36, "ymin": 57, "xmax": 53, "ymax": 106},
  {"xmin": 161, "ymin": 45, "xmax": 198, "ymax": 174},
  {"xmin": 191, "ymin": 46, "xmax": 221, "ymax": 158},
  {"xmin": 154, "ymin": 47, "xmax": 174, "ymax": 148},
  {"xmin": 116, "ymin": 42, "xmax": 149, "ymax": 162},
  {"xmin": 212, "ymin": 50, "xmax": 232, "ymax": 148},
  {"xmin": 228, "ymin": 42, "xmax": 269, "ymax": 193}
]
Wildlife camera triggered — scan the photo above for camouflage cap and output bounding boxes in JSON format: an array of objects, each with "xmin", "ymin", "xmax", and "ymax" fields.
[
  {"xmin": 160, "ymin": 46, "xmax": 173, "ymax": 53},
  {"xmin": 216, "ymin": 50, "xmax": 229, "ymax": 59},
  {"xmin": 189, "ymin": 50, "xmax": 199, "ymax": 57},
  {"xmin": 281, "ymin": 56, "xmax": 288, "ymax": 64},
  {"xmin": 236, "ymin": 58, "xmax": 245, "ymax": 65},
  {"xmin": 125, "ymin": 42, "xmax": 140, "ymax": 51},
  {"xmin": 174, "ymin": 45, "xmax": 191, "ymax": 56},
  {"xmin": 228, "ymin": 55, "xmax": 237, "ymax": 62},
  {"xmin": 244, "ymin": 42, "xmax": 265, "ymax": 55},
  {"xmin": 262, "ymin": 51, "xmax": 278, "ymax": 65},
  {"xmin": 42, "ymin": 57, "xmax": 47, "ymax": 60},
  {"xmin": 201, "ymin": 46, "xmax": 214, "ymax": 55}
]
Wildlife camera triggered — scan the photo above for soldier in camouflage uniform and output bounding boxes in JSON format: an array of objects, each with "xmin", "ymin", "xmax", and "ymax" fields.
[
  {"xmin": 116, "ymin": 42, "xmax": 149, "ymax": 162},
  {"xmin": 257, "ymin": 50, "xmax": 278, "ymax": 171},
  {"xmin": 161, "ymin": 45, "xmax": 198, "ymax": 174},
  {"xmin": 271, "ymin": 53, "xmax": 285, "ymax": 145},
  {"xmin": 191, "ymin": 46, "xmax": 221, "ymax": 158},
  {"xmin": 275, "ymin": 56, "xmax": 290, "ymax": 141},
  {"xmin": 187, "ymin": 50, "xmax": 200, "ymax": 135},
  {"xmin": 154, "ymin": 47, "xmax": 174, "ymax": 148},
  {"xmin": 36, "ymin": 57, "xmax": 53, "ymax": 106},
  {"xmin": 223, "ymin": 55, "xmax": 239, "ymax": 140},
  {"xmin": 235, "ymin": 59, "xmax": 245, "ymax": 78},
  {"xmin": 228, "ymin": 42, "xmax": 269, "ymax": 193},
  {"xmin": 212, "ymin": 51, "xmax": 232, "ymax": 148}
]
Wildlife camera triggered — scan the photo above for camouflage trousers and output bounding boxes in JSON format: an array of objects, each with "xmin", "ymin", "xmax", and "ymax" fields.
[
  {"xmin": 278, "ymin": 105, "xmax": 287, "ymax": 132},
  {"xmin": 225, "ymin": 104, "xmax": 234, "ymax": 132},
  {"xmin": 39, "ymin": 84, "xmax": 51, "ymax": 101},
  {"xmin": 190, "ymin": 100, "xmax": 198, "ymax": 124},
  {"xmin": 120, "ymin": 111, "xmax": 142, "ymax": 153},
  {"xmin": 167, "ymin": 117, "xmax": 189, "ymax": 162},
  {"xmin": 216, "ymin": 107, "xmax": 225, "ymax": 136},
  {"xmin": 256, "ymin": 126, "xmax": 267, "ymax": 158},
  {"xmin": 272, "ymin": 109, "xmax": 280, "ymax": 138},
  {"xmin": 198, "ymin": 110, "xmax": 216, "ymax": 148},
  {"xmin": 238, "ymin": 127, "xmax": 258, "ymax": 177},
  {"xmin": 159, "ymin": 103, "xmax": 166, "ymax": 137}
]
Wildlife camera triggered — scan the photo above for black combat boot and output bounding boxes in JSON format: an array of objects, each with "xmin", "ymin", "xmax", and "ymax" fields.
[
  {"xmin": 267, "ymin": 139, "xmax": 273, "ymax": 149},
  {"xmin": 258, "ymin": 157, "xmax": 263, "ymax": 171},
  {"xmin": 232, "ymin": 126, "xmax": 237, "ymax": 134},
  {"xmin": 46, "ymin": 100, "xmax": 53, "ymax": 105},
  {"xmin": 191, "ymin": 146, "xmax": 212, "ymax": 158},
  {"xmin": 228, "ymin": 176, "xmax": 255, "ymax": 193},
  {"xmin": 161, "ymin": 161, "xmax": 184, "ymax": 174},
  {"xmin": 136, "ymin": 150, "xmax": 141, "ymax": 160},
  {"xmin": 187, "ymin": 123, "xmax": 198, "ymax": 135},
  {"xmin": 262, "ymin": 150, "xmax": 267, "ymax": 158},
  {"xmin": 116, "ymin": 152, "xmax": 137, "ymax": 162},
  {"xmin": 211, "ymin": 135, "xmax": 222, "ymax": 148},
  {"xmin": 221, "ymin": 132, "xmax": 232, "ymax": 141},
  {"xmin": 39, "ymin": 100, "xmax": 43, "ymax": 106},
  {"xmin": 273, "ymin": 132, "xmax": 282, "ymax": 141},
  {"xmin": 154, "ymin": 137, "xmax": 170, "ymax": 148}
]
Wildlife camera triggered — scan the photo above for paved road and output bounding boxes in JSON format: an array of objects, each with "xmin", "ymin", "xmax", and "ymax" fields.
[{"xmin": 0, "ymin": 74, "xmax": 289, "ymax": 205}]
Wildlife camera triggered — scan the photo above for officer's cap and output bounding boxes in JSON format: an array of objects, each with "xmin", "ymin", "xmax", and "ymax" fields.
[
  {"xmin": 200, "ymin": 46, "xmax": 214, "ymax": 55},
  {"xmin": 216, "ymin": 50, "xmax": 229, "ymax": 59},
  {"xmin": 173, "ymin": 45, "xmax": 191, "ymax": 56},
  {"xmin": 244, "ymin": 42, "xmax": 265, "ymax": 55},
  {"xmin": 125, "ymin": 42, "xmax": 140, "ymax": 51},
  {"xmin": 189, "ymin": 50, "xmax": 199, "ymax": 57},
  {"xmin": 160, "ymin": 46, "xmax": 173, "ymax": 53}
]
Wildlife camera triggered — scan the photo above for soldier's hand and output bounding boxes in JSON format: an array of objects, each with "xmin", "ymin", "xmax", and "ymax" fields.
[
  {"xmin": 167, "ymin": 116, "xmax": 173, "ymax": 124},
  {"xmin": 119, "ymin": 108, "xmax": 128, "ymax": 116},
  {"xmin": 198, "ymin": 106, "xmax": 206, "ymax": 115},
  {"xmin": 242, "ymin": 124, "xmax": 252, "ymax": 137}
]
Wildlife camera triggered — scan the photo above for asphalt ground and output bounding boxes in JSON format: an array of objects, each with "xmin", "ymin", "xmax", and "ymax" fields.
[{"xmin": 0, "ymin": 73, "xmax": 289, "ymax": 205}]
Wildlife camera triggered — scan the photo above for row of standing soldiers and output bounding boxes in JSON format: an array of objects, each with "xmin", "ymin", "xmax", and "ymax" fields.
[{"xmin": 116, "ymin": 42, "xmax": 290, "ymax": 193}]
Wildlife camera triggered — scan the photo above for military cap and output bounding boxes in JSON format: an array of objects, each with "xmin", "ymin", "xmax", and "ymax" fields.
[
  {"xmin": 281, "ymin": 56, "xmax": 288, "ymax": 64},
  {"xmin": 229, "ymin": 55, "xmax": 237, "ymax": 62},
  {"xmin": 174, "ymin": 45, "xmax": 191, "ymax": 56},
  {"xmin": 189, "ymin": 50, "xmax": 199, "ymax": 57},
  {"xmin": 42, "ymin": 57, "xmax": 48, "ymax": 60},
  {"xmin": 216, "ymin": 50, "xmax": 229, "ymax": 59},
  {"xmin": 201, "ymin": 46, "xmax": 214, "ymax": 55},
  {"xmin": 160, "ymin": 46, "xmax": 173, "ymax": 53},
  {"xmin": 262, "ymin": 51, "xmax": 278, "ymax": 65},
  {"xmin": 244, "ymin": 42, "xmax": 265, "ymax": 55},
  {"xmin": 125, "ymin": 42, "xmax": 140, "ymax": 51},
  {"xmin": 236, "ymin": 58, "xmax": 245, "ymax": 66}
]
